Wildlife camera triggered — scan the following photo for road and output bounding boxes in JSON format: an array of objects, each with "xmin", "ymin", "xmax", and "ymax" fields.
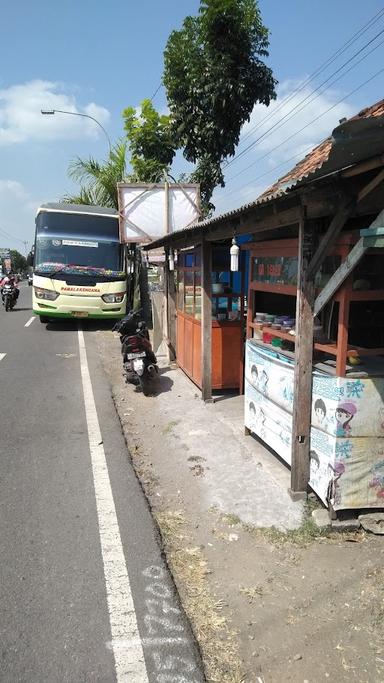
[{"xmin": 0, "ymin": 283, "xmax": 204, "ymax": 683}]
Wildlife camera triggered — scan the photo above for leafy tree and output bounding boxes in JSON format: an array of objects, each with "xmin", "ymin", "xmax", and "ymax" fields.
[
  {"xmin": 122, "ymin": 99, "xmax": 176, "ymax": 182},
  {"xmin": 10, "ymin": 249, "xmax": 27, "ymax": 272},
  {"xmin": 64, "ymin": 140, "xmax": 127, "ymax": 209},
  {"xmin": 163, "ymin": 0, "xmax": 276, "ymax": 212}
]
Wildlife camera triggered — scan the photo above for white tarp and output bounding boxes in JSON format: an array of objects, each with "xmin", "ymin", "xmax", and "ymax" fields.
[{"xmin": 118, "ymin": 183, "xmax": 200, "ymax": 244}]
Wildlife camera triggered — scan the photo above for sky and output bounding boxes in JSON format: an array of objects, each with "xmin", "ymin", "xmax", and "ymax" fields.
[{"xmin": 1, "ymin": 0, "xmax": 384, "ymax": 254}]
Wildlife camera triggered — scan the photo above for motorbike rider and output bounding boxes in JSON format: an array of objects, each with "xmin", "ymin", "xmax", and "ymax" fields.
[{"xmin": 0, "ymin": 271, "xmax": 20, "ymax": 302}]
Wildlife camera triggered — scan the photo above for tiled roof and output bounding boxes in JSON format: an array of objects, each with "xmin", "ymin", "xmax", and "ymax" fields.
[
  {"xmin": 259, "ymin": 98, "xmax": 384, "ymax": 200},
  {"xmin": 145, "ymin": 98, "xmax": 384, "ymax": 249}
]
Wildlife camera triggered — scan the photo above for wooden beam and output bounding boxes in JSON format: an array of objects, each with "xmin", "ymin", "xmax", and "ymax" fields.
[
  {"xmin": 335, "ymin": 282, "xmax": 351, "ymax": 377},
  {"xmin": 290, "ymin": 212, "xmax": 316, "ymax": 497},
  {"xmin": 307, "ymin": 199, "xmax": 355, "ymax": 278},
  {"xmin": 341, "ymin": 154, "xmax": 384, "ymax": 178},
  {"xmin": 357, "ymin": 168, "xmax": 384, "ymax": 204},
  {"xmin": 314, "ymin": 208, "xmax": 384, "ymax": 316},
  {"xmin": 314, "ymin": 238, "xmax": 366, "ymax": 317},
  {"xmin": 201, "ymin": 238, "xmax": 212, "ymax": 402},
  {"xmin": 165, "ymin": 259, "xmax": 177, "ymax": 361}
]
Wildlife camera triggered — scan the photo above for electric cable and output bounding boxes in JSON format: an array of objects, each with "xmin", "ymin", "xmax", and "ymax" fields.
[
  {"xmin": 150, "ymin": 83, "xmax": 163, "ymax": 102},
  {"xmin": 226, "ymin": 26, "xmax": 384, "ymax": 169},
  {"xmin": 0, "ymin": 226, "xmax": 26, "ymax": 246},
  {"xmin": 233, "ymin": 6, "xmax": 384, "ymax": 152},
  {"xmin": 217, "ymin": 65, "xmax": 384, "ymax": 207}
]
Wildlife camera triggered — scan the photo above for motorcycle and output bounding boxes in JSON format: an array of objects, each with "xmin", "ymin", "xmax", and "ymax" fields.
[
  {"xmin": 2, "ymin": 282, "xmax": 17, "ymax": 311},
  {"xmin": 113, "ymin": 309, "xmax": 158, "ymax": 395}
]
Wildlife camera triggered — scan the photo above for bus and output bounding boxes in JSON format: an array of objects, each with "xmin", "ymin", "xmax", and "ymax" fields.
[{"xmin": 32, "ymin": 203, "xmax": 127, "ymax": 323}]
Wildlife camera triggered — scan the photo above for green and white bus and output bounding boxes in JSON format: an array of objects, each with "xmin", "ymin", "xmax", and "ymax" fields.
[{"xmin": 33, "ymin": 203, "xmax": 127, "ymax": 323}]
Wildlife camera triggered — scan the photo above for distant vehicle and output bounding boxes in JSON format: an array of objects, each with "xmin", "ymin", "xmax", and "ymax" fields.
[
  {"xmin": 32, "ymin": 203, "xmax": 127, "ymax": 324},
  {"xmin": 2, "ymin": 281, "xmax": 18, "ymax": 311},
  {"xmin": 28, "ymin": 273, "xmax": 33, "ymax": 286}
]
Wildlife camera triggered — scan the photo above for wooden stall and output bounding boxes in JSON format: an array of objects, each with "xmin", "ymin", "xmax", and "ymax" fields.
[
  {"xmin": 244, "ymin": 221, "xmax": 384, "ymax": 514},
  {"xmin": 176, "ymin": 245, "xmax": 244, "ymax": 390},
  {"xmin": 144, "ymin": 98, "xmax": 384, "ymax": 497},
  {"xmin": 245, "ymin": 231, "xmax": 384, "ymax": 377}
]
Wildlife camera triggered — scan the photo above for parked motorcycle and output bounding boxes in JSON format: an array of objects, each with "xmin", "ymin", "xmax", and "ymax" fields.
[
  {"xmin": 113, "ymin": 309, "xmax": 158, "ymax": 395},
  {"xmin": 1, "ymin": 282, "xmax": 17, "ymax": 311}
]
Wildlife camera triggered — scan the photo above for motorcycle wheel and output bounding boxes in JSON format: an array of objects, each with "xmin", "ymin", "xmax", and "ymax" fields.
[
  {"xmin": 139, "ymin": 374, "xmax": 152, "ymax": 396},
  {"xmin": 5, "ymin": 298, "xmax": 10, "ymax": 312}
]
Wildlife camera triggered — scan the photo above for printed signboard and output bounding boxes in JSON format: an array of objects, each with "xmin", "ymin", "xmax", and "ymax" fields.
[{"xmin": 245, "ymin": 340, "xmax": 384, "ymax": 510}]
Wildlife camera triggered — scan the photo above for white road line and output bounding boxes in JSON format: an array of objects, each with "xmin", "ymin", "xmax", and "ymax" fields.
[
  {"xmin": 77, "ymin": 328, "xmax": 148, "ymax": 683},
  {"xmin": 24, "ymin": 316, "xmax": 36, "ymax": 328},
  {"xmin": 0, "ymin": 353, "xmax": 6, "ymax": 362}
]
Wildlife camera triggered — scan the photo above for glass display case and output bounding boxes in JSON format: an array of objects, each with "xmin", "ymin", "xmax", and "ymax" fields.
[{"xmin": 176, "ymin": 246, "xmax": 245, "ymax": 390}]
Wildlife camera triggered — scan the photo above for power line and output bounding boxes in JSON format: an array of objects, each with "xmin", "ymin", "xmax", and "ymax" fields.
[
  {"xmin": 222, "ymin": 65, "xmax": 384, "ymax": 194},
  {"xmin": 226, "ymin": 25, "xmax": 384, "ymax": 169},
  {"xmin": 232, "ymin": 6, "xmax": 384, "ymax": 153},
  {"xmin": 220, "ymin": 143, "xmax": 315, "ymax": 204},
  {"xmin": 0, "ymin": 226, "xmax": 26, "ymax": 246},
  {"xmin": 150, "ymin": 83, "xmax": 163, "ymax": 102}
]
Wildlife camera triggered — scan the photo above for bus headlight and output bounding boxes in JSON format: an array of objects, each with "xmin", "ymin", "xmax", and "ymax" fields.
[
  {"xmin": 101, "ymin": 292, "xmax": 125, "ymax": 304},
  {"xmin": 34, "ymin": 286, "xmax": 59, "ymax": 301}
]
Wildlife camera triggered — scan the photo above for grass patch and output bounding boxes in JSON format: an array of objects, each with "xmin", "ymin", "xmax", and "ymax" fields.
[
  {"xmin": 154, "ymin": 509, "xmax": 246, "ymax": 683},
  {"xmin": 162, "ymin": 420, "xmax": 180, "ymax": 434},
  {"xmin": 243, "ymin": 503, "xmax": 331, "ymax": 547},
  {"xmin": 240, "ymin": 585, "xmax": 264, "ymax": 601},
  {"xmin": 222, "ymin": 513, "xmax": 242, "ymax": 527}
]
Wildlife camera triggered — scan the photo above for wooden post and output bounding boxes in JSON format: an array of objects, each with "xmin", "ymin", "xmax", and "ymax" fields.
[
  {"xmin": 201, "ymin": 238, "xmax": 212, "ymax": 402},
  {"xmin": 167, "ymin": 261, "xmax": 177, "ymax": 361},
  {"xmin": 290, "ymin": 213, "xmax": 316, "ymax": 499},
  {"xmin": 163, "ymin": 182, "xmax": 171, "ymax": 361},
  {"xmin": 335, "ymin": 280, "xmax": 351, "ymax": 377}
]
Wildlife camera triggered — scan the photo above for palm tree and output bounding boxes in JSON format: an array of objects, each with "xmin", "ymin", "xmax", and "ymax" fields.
[{"xmin": 63, "ymin": 140, "xmax": 127, "ymax": 209}]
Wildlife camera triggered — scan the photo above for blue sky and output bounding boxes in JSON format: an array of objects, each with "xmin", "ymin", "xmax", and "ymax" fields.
[{"xmin": 1, "ymin": 0, "xmax": 384, "ymax": 253}]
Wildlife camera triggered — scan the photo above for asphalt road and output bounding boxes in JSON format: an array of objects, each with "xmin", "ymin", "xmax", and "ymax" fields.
[{"xmin": 0, "ymin": 284, "xmax": 204, "ymax": 683}]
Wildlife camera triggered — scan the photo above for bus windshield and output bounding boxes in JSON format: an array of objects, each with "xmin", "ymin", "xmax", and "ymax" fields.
[
  {"xmin": 35, "ymin": 236, "xmax": 122, "ymax": 276},
  {"xmin": 34, "ymin": 208, "xmax": 124, "ymax": 278}
]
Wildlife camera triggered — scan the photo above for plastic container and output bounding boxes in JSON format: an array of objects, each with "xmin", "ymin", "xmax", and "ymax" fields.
[{"xmin": 271, "ymin": 337, "xmax": 282, "ymax": 347}]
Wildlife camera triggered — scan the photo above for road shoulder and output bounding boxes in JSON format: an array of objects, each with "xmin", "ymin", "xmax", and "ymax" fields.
[{"xmin": 98, "ymin": 328, "xmax": 384, "ymax": 683}]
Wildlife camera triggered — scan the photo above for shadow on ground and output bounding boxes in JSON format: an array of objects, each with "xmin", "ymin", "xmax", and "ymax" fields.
[{"xmin": 44, "ymin": 319, "xmax": 115, "ymax": 333}]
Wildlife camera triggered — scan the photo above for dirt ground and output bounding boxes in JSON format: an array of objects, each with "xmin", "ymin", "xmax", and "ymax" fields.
[{"xmin": 96, "ymin": 328, "xmax": 384, "ymax": 683}]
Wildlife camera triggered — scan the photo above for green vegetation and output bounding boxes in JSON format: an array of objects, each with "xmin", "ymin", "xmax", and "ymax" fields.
[
  {"xmin": 163, "ymin": 0, "xmax": 276, "ymax": 212},
  {"xmin": 122, "ymin": 99, "xmax": 175, "ymax": 183},
  {"xmin": 64, "ymin": 140, "xmax": 127, "ymax": 209}
]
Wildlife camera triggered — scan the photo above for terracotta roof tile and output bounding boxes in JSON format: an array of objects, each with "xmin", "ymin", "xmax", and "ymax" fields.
[{"xmin": 259, "ymin": 97, "xmax": 384, "ymax": 200}]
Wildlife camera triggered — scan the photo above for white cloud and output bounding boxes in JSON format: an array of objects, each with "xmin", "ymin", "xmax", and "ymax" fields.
[
  {"xmin": 0, "ymin": 179, "xmax": 30, "ymax": 201},
  {"xmin": 0, "ymin": 80, "xmax": 110, "ymax": 146},
  {"xmin": 213, "ymin": 79, "xmax": 358, "ymax": 214},
  {"xmin": 0, "ymin": 179, "xmax": 39, "ymax": 249}
]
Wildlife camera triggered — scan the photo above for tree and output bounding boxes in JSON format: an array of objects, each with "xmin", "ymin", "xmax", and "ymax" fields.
[
  {"xmin": 122, "ymin": 99, "xmax": 176, "ymax": 182},
  {"xmin": 10, "ymin": 249, "xmax": 27, "ymax": 272},
  {"xmin": 163, "ymin": 0, "xmax": 276, "ymax": 212},
  {"xmin": 63, "ymin": 140, "xmax": 127, "ymax": 209}
]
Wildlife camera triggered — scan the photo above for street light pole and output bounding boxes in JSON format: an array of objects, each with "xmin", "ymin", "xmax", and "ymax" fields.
[{"xmin": 41, "ymin": 109, "xmax": 112, "ymax": 154}]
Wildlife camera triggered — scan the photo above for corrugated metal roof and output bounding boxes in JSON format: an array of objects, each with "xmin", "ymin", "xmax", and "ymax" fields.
[
  {"xmin": 258, "ymin": 98, "xmax": 384, "ymax": 201},
  {"xmin": 145, "ymin": 98, "xmax": 384, "ymax": 249}
]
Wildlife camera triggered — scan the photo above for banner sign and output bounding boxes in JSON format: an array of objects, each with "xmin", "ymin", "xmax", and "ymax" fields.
[
  {"xmin": 245, "ymin": 340, "xmax": 384, "ymax": 511},
  {"xmin": 118, "ymin": 183, "xmax": 201, "ymax": 244},
  {"xmin": 252, "ymin": 256, "xmax": 298, "ymax": 285}
]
